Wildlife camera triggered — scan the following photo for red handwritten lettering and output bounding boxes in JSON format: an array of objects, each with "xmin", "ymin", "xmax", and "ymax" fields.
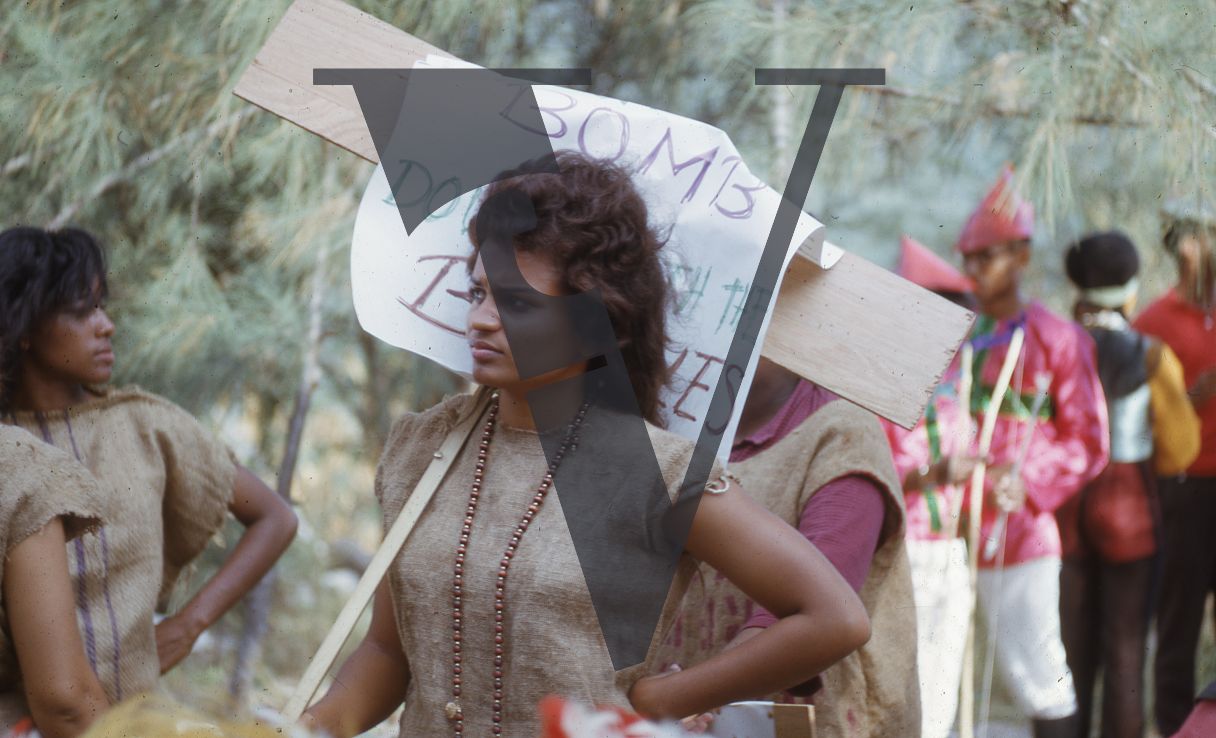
[
  {"xmin": 673, "ymin": 351, "xmax": 724, "ymax": 421},
  {"xmin": 397, "ymin": 254, "xmax": 470, "ymax": 336},
  {"xmin": 658, "ymin": 348, "xmax": 689, "ymax": 409}
]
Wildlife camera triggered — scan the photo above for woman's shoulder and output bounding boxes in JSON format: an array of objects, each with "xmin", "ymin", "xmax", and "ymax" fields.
[
  {"xmin": 639, "ymin": 421, "xmax": 731, "ymax": 494},
  {"xmin": 64, "ymin": 385, "xmax": 189, "ymax": 422},
  {"xmin": 382, "ymin": 392, "xmax": 480, "ymax": 456},
  {"xmin": 0, "ymin": 424, "xmax": 74, "ymax": 466},
  {"xmin": 641, "ymin": 421, "xmax": 695, "ymax": 465},
  {"xmin": 0, "ymin": 426, "xmax": 103, "ymax": 544}
]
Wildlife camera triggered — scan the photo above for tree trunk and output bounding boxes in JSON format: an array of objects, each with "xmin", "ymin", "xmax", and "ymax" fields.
[
  {"xmin": 770, "ymin": 0, "xmax": 791, "ymax": 183},
  {"xmin": 228, "ymin": 255, "xmax": 327, "ymax": 705}
]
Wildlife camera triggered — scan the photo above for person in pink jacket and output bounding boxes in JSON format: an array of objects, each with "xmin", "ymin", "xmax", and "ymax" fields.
[
  {"xmin": 948, "ymin": 167, "xmax": 1110, "ymax": 738},
  {"xmin": 884, "ymin": 235, "xmax": 977, "ymax": 738}
]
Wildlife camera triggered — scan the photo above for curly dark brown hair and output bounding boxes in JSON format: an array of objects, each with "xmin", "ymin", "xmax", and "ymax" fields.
[{"xmin": 467, "ymin": 151, "xmax": 672, "ymax": 425}]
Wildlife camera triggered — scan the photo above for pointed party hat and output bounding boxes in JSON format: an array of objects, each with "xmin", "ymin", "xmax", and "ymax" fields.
[
  {"xmin": 899, "ymin": 235, "xmax": 974, "ymax": 293},
  {"xmin": 955, "ymin": 165, "xmax": 1035, "ymax": 254}
]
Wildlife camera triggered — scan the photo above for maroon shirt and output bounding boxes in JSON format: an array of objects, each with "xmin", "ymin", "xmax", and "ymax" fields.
[{"xmin": 730, "ymin": 381, "xmax": 887, "ymax": 631}]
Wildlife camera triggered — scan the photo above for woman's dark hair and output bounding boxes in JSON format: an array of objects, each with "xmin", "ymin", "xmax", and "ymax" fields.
[
  {"xmin": 467, "ymin": 151, "xmax": 672, "ymax": 424},
  {"xmin": 1064, "ymin": 230, "xmax": 1140, "ymax": 289},
  {"xmin": 1163, "ymin": 218, "xmax": 1216, "ymax": 256},
  {"xmin": 0, "ymin": 226, "xmax": 109, "ymax": 409}
]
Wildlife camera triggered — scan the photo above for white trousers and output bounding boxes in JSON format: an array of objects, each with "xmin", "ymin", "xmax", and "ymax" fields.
[
  {"xmin": 909, "ymin": 538, "xmax": 971, "ymax": 738},
  {"xmin": 975, "ymin": 556, "xmax": 1077, "ymax": 720}
]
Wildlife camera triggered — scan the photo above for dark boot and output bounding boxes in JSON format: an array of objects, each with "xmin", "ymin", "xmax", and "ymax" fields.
[{"xmin": 1032, "ymin": 713, "xmax": 1079, "ymax": 738}]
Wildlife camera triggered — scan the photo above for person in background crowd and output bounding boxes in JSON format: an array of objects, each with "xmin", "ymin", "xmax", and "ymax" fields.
[
  {"xmin": 1133, "ymin": 203, "xmax": 1216, "ymax": 735},
  {"xmin": 0, "ymin": 226, "xmax": 297, "ymax": 711},
  {"xmin": 945, "ymin": 166, "xmax": 1109, "ymax": 738},
  {"xmin": 0, "ymin": 425, "xmax": 109, "ymax": 737},
  {"xmin": 1170, "ymin": 680, "xmax": 1216, "ymax": 738},
  {"xmin": 1058, "ymin": 231, "xmax": 1200, "ymax": 738},
  {"xmin": 658, "ymin": 348, "xmax": 920, "ymax": 737},
  {"xmin": 884, "ymin": 235, "xmax": 977, "ymax": 738}
]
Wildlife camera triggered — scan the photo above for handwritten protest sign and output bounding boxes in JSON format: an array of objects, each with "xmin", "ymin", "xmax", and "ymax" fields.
[
  {"xmin": 235, "ymin": 0, "xmax": 973, "ymax": 430},
  {"xmin": 351, "ymin": 55, "xmax": 828, "ymax": 455}
]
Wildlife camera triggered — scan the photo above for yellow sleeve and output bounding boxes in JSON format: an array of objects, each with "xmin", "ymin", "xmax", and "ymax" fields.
[{"xmin": 1149, "ymin": 344, "xmax": 1202, "ymax": 476}]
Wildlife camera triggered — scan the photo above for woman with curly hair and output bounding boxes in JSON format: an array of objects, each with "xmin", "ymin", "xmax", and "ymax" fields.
[
  {"xmin": 302, "ymin": 151, "xmax": 871, "ymax": 737},
  {"xmin": 0, "ymin": 226, "xmax": 297, "ymax": 710}
]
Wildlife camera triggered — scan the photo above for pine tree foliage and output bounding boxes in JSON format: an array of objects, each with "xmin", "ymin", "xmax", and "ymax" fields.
[{"xmin": 676, "ymin": 0, "xmax": 1214, "ymax": 296}]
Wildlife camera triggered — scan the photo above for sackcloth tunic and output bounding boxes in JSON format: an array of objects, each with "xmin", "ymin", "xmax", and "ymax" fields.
[
  {"xmin": 3, "ymin": 387, "xmax": 237, "ymax": 706},
  {"xmin": 376, "ymin": 393, "xmax": 724, "ymax": 736},
  {"xmin": 657, "ymin": 397, "xmax": 921, "ymax": 737},
  {"xmin": 0, "ymin": 425, "xmax": 104, "ymax": 729}
]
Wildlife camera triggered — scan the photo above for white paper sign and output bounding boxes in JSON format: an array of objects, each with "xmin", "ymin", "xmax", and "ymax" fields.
[{"xmin": 351, "ymin": 56, "xmax": 826, "ymax": 457}]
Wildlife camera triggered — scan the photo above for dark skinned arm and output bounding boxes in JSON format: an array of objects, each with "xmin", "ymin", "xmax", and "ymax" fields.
[
  {"xmin": 6, "ymin": 519, "xmax": 110, "ymax": 737},
  {"xmin": 628, "ymin": 482, "xmax": 871, "ymax": 720},
  {"xmin": 155, "ymin": 465, "xmax": 297, "ymax": 673},
  {"xmin": 302, "ymin": 581, "xmax": 411, "ymax": 737}
]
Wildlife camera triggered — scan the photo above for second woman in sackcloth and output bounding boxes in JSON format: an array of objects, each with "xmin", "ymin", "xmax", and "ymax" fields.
[
  {"xmin": 656, "ymin": 241, "xmax": 939, "ymax": 737},
  {"xmin": 303, "ymin": 152, "xmax": 872, "ymax": 737},
  {"xmin": 656, "ymin": 350, "xmax": 919, "ymax": 738},
  {"xmin": 0, "ymin": 227, "xmax": 298, "ymax": 708},
  {"xmin": 0, "ymin": 425, "xmax": 109, "ymax": 737}
]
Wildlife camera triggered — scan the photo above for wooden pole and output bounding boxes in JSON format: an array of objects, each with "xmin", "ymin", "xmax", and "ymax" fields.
[
  {"xmin": 958, "ymin": 328, "xmax": 1024, "ymax": 738},
  {"xmin": 280, "ymin": 388, "xmax": 491, "ymax": 722}
]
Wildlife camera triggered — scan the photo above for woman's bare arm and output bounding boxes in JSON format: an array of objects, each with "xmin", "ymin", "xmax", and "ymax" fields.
[
  {"xmin": 6, "ymin": 519, "xmax": 110, "ymax": 737},
  {"xmin": 156, "ymin": 465, "xmax": 298, "ymax": 673},
  {"xmin": 629, "ymin": 484, "xmax": 870, "ymax": 719},
  {"xmin": 303, "ymin": 581, "xmax": 412, "ymax": 737}
]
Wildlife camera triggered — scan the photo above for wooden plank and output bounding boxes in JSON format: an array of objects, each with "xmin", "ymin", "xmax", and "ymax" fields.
[
  {"xmin": 281, "ymin": 389, "xmax": 492, "ymax": 722},
  {"xmin": 233, "ymin": 0, "xmax": 974, "ymax": 427},
  {"xmin": 772, "ymin": 703, "xmax": 816, "ymax": 738},
  {"xmin": 764, "ymin": 250, "xmax": 973, "ymax": 426},
  {"xmin": 235, "ymin": 0, "xmax": 451, "ymax": 162}
]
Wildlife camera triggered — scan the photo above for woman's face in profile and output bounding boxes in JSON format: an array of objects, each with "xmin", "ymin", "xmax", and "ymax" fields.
[
  {"xmin": 23, "ymin": 280, "xmax": 116, "ymax": 390},
  {"xmin": 466, "ymin": 250, "xmax": 583, "ymax": 394}
]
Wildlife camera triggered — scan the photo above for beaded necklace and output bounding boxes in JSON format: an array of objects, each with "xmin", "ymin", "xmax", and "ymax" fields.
[{"xmin": 445, "ymin": 393, "xmax": 587, "ymax": 736}]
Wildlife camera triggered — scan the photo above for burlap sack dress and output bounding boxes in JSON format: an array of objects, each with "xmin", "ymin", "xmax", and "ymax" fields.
[
  {"xmin": 3, "ymin": 387, "xmax": 237, "ymax": 706},
  {"xmin": 657, "ymin": 399, "xmax": 922, "ymax": 737},
  {"xmin": 376, "ymin": 393, "xmax": 724, "ymax": 736},
  {"xmin": 0, "ymin": 425, "xmax": 104, "ymax": 730}
]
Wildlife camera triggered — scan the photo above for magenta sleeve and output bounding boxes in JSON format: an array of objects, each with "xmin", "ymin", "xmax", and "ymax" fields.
[
  {"xmin": 741, "ymin": 474, "xmax": 887, "ymax": 631},
  {"xmin": 1021, "ymin": 325, "xmax": 1110, "ymax": 515}
]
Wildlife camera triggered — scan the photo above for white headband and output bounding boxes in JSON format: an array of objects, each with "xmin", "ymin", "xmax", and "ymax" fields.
[{"xmin": 1080, "ymin": 277, "xmax": 1139, "ymax": 309}]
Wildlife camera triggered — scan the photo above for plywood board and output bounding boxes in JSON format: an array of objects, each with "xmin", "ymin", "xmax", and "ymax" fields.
[{"xmin": 233, "ymin": 0, "xmax": 974, "ymax": 427}]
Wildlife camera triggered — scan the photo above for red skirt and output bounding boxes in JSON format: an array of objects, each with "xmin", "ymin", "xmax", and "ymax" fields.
[{"xmin": 1057, "ymin": 461, "xmax": 1158, "ymax": 563}]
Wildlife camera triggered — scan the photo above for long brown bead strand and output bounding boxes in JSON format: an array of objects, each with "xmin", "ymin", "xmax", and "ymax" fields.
[
  {"xmin": 446, "ymin": 396, "xmax": 587, "ymax": 736},
  {"xmin": 445, "ymin": 395, "xmax": 499, "ymax": 736}
]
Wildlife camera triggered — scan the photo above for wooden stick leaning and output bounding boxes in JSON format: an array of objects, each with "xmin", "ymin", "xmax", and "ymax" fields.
[
  {"xmin": 976, "ymin": 370, "xmax": 1050, "ymax": 735},
  {"xmin": 957, "ymin": 327, "xmax": 1024, "ymax": 738},
  {"xmin": 982, "ymin": 372, "xmax": 1052, "ymax": 562},
  {"xmin": 281, "ymin": 388, "xmax": 493, "ymax": 722},
  {"xmin": 943, "ymin": 344, "xmax": 975, "ymax": 541}
]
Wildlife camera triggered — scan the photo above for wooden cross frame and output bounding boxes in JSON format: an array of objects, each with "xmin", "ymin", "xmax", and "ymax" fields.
[
  {"xmin": 234, "ymin": 0, "xmax": 973, "ymax": 729},
  {"xmin": 234, "ymin": 0, "xmax": 973, "ymax": 432}
]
